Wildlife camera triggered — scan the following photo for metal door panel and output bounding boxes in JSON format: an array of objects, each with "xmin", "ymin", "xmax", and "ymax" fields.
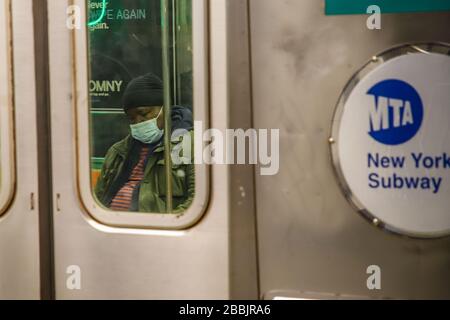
[
  {"xmin": 250, "ymin": 0, "xmax": 450, "ymax": 299},
  {"xmin": 0, "ymin": 0, "xmax": 41, "ymax": 300},
  {"xmin": 48, "ymin": 0, "xmax": 257, "ymax": 299}
]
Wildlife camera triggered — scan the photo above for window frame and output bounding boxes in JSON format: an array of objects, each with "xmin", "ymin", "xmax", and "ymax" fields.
[
  {"xmin": 73, "ymin": 0, "xmax": 210, "ymax": 230},
  {"xmin": 0, "ymin": 0, "xmax": 16, "ymax": 217}
]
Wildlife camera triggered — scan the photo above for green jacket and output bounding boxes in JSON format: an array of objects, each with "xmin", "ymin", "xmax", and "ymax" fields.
[{"xmin": 94, "ymin": 131, "xmax": 195, "ymax": 214}]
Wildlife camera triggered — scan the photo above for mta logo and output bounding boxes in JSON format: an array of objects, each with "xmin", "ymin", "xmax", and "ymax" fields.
[{"xmin": 367, "ymin": 79, "xmax": 423, "ymax": 145}]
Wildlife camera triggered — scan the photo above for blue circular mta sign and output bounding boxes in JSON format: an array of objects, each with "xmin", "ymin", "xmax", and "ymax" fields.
[{"xmin": 367, "ymin": 79, "xmax": 423, "ymax": 145}]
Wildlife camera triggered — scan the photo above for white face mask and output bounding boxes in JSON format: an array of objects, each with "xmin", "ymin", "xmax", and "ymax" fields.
[{"xmin": 130, "ymin": 108, "xmax": 164, "ymax": 144}]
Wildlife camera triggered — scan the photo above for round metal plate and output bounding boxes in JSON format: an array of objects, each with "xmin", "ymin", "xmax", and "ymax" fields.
[{"xmin": 330, "ymin": 43, "xmax": 450, "ymax": 239}]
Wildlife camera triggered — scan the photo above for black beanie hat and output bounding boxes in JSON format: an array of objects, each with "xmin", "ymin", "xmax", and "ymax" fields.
[{"xmin": 122, "ymin": 73, "xmax": 164, "ymax": 112}]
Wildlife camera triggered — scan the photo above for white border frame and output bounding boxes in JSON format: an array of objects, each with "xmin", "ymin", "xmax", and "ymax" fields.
[
  {"xmin": 73, "ymin": 0, "xmax": 210, "ymax": 230},
  {"xmin": 330, "ymin": 42, "xmax": 450, "ymax": 239},
  {"xmin": 0, "ymin": 0, "xmax": 16, "ymax": 217}
]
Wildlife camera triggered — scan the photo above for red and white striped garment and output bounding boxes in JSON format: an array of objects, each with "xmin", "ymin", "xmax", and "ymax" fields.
[{"xmin": 110, "ymin": 146, "xmax": 150, "ymax": 211}]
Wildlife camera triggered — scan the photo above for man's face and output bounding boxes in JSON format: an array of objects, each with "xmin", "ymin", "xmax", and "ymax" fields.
[{"xmin": 126, "ymin": 106, "xmax": 164, "ymax": 129}]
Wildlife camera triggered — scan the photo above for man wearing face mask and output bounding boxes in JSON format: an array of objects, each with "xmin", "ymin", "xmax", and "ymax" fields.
[{"xmin": 94, "ymin": 73, "xmax": 194, "ymax": 214}]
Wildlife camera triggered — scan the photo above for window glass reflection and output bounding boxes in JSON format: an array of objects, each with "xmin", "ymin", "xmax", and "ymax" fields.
[{"xmin": 88, "ymin": 0, "xmax": 194, "ymax": 214}]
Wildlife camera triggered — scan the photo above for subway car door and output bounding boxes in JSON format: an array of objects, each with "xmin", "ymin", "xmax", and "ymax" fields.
[
  {"xmin": 0, "ymin": 0, "xmax": 45, "ymax": 299},
  {"xmin": 47, "ymin": 0, "xmax": 258, "ymax": 299},
  {"xmin": 250, "ymin": 0, "xmax": 450, "ymax": 299}
]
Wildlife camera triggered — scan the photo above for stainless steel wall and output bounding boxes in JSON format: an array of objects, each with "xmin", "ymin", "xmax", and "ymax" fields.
[
  {"xmin": 0, "ymin": 0, "xmax": 41, "ymax": 299},
  {"xmin": 249, "ymin": 0, "xmax": 450, "ymax": 299}
]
